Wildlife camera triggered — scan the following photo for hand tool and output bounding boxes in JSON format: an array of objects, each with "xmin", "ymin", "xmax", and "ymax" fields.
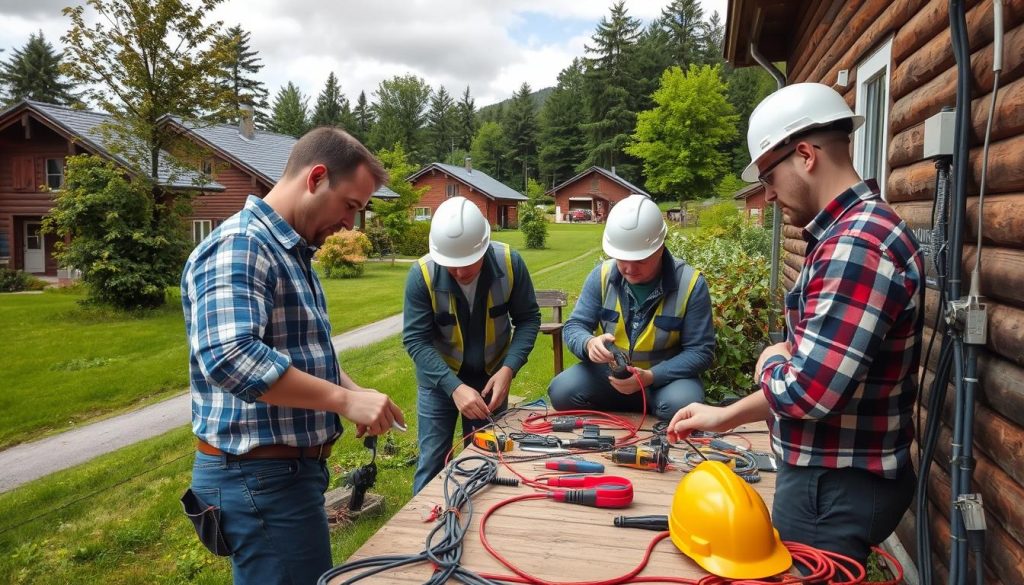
[
  {"xmin": 391, "ymin": 421, "xmax": 407, "ymax": 432},
  {"xmin": 538, "ymin": 459, "xmax": 605, "ymax": 473},
  {"xmin": 472, "ymin": 430, "xmax": 513, "ymax": 453},
  {"xmin": 603, "ymin": 339, "xmax": 632, "ymax": 379},
  {"xmin": 606, "ymin": 443, "xmax": 669, "ymax": 472},
  {"xmin": 613, "ymin": 515, "xmax": 669, "ymax": 531},
  {"xmin": 562, "ymin": 437, "xmax": 615, "ymax": 450},
  {"xmin": 545, "ymin": 475, "xmax": 633, "ymax": 508},
  {"xmin": 550, "ymin": 416, "xmax": 584, "ymax": 432}
]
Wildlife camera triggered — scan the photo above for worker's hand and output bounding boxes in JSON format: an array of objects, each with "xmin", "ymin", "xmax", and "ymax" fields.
[
  {"xmin": 586, "ymin": 334, "xmax": 617, "ymax": 364},
  {"xmin": 341, "ymin": 387, "xmax": 405, "ymax": 438},
  {"xmin": 608, "ymin": 366, "xmax": 653, "ymax": 395},
  {"xmin": 482, "ymin": 366, "xmax": 514, "ymax": 412},
  {"xmin": 666, "ymin": 403, "xmax": 732, "ymax": 443},
  {"xmin": 452, "ymin": 384, "xmax": 491, "ymax": 421},
  {"xmin": 755, "ymin": 341, "xmax": 792, "ymax": 377}
]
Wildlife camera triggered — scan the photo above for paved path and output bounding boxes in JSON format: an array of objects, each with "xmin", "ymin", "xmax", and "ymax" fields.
[{"xmin": 0, "ymin": 314, "xmax": 404, "ymax": 494}]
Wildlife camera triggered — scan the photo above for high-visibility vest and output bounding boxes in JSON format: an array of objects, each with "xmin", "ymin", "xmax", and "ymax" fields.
[
  {"xmin": 598, "ymin": 259, "xmax": 701, "ymax": 369},
  {"xmin": 417, "ymin": 242, "xmax": 514, "ymax": 374}
]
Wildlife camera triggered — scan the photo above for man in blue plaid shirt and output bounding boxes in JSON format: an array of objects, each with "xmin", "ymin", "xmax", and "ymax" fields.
[
  {"xmin": 667, "ymin": 84, "xmax": 922, "ymax": 570},
  {"xmin": 182, "ymin": 127, "xmax": 404, "ymax": 584}
]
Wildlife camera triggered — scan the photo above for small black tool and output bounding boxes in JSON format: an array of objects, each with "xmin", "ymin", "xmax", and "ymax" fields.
[
  {"xmin": 348, "ymin": 436, "xmax": 378, "ymax": 511},
  {"xmin": 603, "ymin": 340, "xmax": 632, "ymax": 379}
]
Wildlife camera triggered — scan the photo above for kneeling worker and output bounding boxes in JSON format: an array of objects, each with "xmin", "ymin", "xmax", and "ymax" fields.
[
  {"xmin": 548, "ymin": 194, "xmax": 715, "ymax": 420},
  {"xmin": 403, "ymin": 197, "xmax": 540, "ymax": 494}
]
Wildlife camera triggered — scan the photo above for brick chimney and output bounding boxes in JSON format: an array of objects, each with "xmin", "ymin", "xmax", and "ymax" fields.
[
  {"xmin": 465, "ymin": 156, "xmax": 472, "ymax": 173},
  {"xmin": 239, "ymin": 104, "xmax": 255, "ymax": 140}
]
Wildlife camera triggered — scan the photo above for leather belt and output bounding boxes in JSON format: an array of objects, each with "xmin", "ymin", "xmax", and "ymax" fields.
[{"xmin": 196, "ymin": 439, "xmax": 333, "ymax": 461}]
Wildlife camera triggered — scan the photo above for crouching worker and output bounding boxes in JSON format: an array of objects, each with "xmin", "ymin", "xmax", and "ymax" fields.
[
  {"xmin": 548, "ymin": 194, "xmax": 715, "ymax": 420},
  {"xmin": 403, "ymin": 197, "xmax": 540, "ymax": 494}
]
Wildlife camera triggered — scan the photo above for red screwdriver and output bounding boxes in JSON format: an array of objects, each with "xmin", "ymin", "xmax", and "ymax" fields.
[
  {"xmin": 539, "ymin": 459, "xmax": 605, "ymax": 473},
  {"xmin": 545, "ymin": 475, "xmax": 633, "ymax": 508}
]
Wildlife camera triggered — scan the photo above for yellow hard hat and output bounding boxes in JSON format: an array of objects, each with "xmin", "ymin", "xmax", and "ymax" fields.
[{"xmin": 669, "ymin": 461, "xmax": 792, "ymax": 578}]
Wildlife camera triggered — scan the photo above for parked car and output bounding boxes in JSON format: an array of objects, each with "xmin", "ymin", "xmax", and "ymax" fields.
[{"xmin": 567, "ymin": 209, "xmax": 593, "ymax": 222}]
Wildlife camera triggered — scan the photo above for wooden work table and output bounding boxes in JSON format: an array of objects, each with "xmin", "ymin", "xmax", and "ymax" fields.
[{"xmin": 330, "ymin": 409, "xmax": 776, "ymax": 584}]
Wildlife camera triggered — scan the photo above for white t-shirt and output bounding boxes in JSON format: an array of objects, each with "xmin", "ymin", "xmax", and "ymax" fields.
[{"xmin": 457, "ymin": 276, "xmax": 480, "ymax": 315}]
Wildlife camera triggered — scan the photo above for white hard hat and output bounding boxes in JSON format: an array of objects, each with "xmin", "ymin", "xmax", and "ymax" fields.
[
  {"xmin": 741, "ymin": 83, "xmax": 864, "ymax": 182},
  {"xmin": 428, "ymin": 196, "xmax": 491, "ymax": 267},
  {"xmin": 602, "ymin": 194, "xmax": 667, "ymax": 261}
]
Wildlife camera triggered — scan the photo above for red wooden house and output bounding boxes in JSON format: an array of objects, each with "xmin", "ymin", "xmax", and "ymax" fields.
[
  {"xmin": 733, "ymin": 182, "xmax": 766, "ymax": 225},
  {"xmin": 407, "ymin": 159, "xmax": 527, "ymax": 228},
  {"xmin": 547, "ymin": 166, "xmax": 650, "ymax": 223}
]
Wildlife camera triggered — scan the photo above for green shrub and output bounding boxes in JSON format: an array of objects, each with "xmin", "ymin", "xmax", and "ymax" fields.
[
  {"xmin": 519, "ymin": 202, "xmax": 548, "ymax": 249},
  {"xmin": 666, "ymin": 220, "xmax": 776, "ymax": 401},
  {"xmin": 315, "ymin": 230, "xmax": 371, "ymax": 279},
  {"xmin": 0, "ymin": 267, "xmax": 32, "ymax": 292},
  {"xmin": 396, "ymin": 221, "xmax": 430, "ymax": 257},
  {"xmin": 364, "ymin": 223, "xmax": 395, "ymax": 257},
  {"xmin": 697, "ymin": 201, "xmax": 741, "ymax": 229}
]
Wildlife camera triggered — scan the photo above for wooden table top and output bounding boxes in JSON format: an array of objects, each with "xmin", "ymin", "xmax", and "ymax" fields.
[{"xmin": 331, "ymin": 408, "xmax": 776, "ymax": 584}]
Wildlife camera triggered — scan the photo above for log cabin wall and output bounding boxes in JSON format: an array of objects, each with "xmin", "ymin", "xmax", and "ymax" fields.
[{"xmin": 780, "ymin": 0, "xmax": 1024, "ymax": 580}]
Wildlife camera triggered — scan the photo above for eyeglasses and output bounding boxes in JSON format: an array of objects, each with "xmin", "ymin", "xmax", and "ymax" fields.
[{"xmin": 757, "ymin": 144, "xmax": 822, "ymax": 189}]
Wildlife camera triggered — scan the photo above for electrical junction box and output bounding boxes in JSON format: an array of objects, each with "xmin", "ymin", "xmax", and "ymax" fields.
[{"xmin": 924, "ymin": 108, "xmax": 956, "ymax": 159}]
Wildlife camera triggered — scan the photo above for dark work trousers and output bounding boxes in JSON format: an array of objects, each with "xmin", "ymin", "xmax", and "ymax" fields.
[{"xmin": 771, "ymin": 460, "xmax": 916, "ymax": 569}]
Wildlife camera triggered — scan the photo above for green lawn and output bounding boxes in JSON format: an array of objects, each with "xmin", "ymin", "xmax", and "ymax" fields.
[
  {"xmin": 0, "ymin": 224, "xmax": 604, "ymax": 449},
  {"xmin": 0, "ymin": 237, "xmax": 604, "ymax": 583}
]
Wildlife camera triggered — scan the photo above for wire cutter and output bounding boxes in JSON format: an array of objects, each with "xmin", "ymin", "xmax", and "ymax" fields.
[{"xmin": 545, "ymin": 475, "xmax": 633, "ymax": 508}]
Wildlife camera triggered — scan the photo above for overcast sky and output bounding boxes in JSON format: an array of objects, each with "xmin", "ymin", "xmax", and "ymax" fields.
[{"xmin": 0, "ymin": 0, "xmax": 726, "ymax": 107}]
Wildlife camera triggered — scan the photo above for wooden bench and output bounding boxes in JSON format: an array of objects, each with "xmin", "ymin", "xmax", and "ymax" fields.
[{"xmin": 536, "ymin": 289, "xmax": 568, "ymax": 374}]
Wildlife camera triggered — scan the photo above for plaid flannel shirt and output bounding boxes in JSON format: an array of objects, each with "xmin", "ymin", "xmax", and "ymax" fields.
[
  {"xmin": 760, "ymin": 181, "xmax": 923, "ymax": 478},
  {"xmin": 182, "ymin": 195, "xmax": 341, "ymax": 454}
]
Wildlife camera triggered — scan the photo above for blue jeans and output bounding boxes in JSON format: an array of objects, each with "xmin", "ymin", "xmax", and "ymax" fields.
[
  {"xmin": 413, "ymin": 385, "xmax": 506, "ymax": 494},
  {"xmin": 547, "ymin": 362, "xmax": 704, "ymax": 420},
  {"xmin": 772, "ymin": 461, "xmax": 916, "ymax": 568},
  {"xmin": 191, "ymin": 452, "xmax": 332, "ymax": 585}
]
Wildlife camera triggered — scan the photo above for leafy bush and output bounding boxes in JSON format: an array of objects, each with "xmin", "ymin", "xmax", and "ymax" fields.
[
  {"xmin": 42, "ymin": 155, "xmax": 193, "ymax": 310},
  {"xmin": 0, "ymin": 267, "xmax": 47, "ymax": 292},
  {"xmin": 364, "ymin": 223, "xmax": 395, "ymax": 258},
  {"xmin": 315, "ymin": 230, "xmax": 371, "ymax": 279},
  {"xmin": 697, "ymin": 201, "xmax": 741, "ymax": 229},
  {"xmin": 519, "ymin": 202, "xmax": 548, "ymax": 249},
  {"xmin": 396, "ymin": 221, "xmax": 430, "ymax": 257},
  {"xmin": 666, "ymin": 219, "xmax": 778, "ymax": 401}
]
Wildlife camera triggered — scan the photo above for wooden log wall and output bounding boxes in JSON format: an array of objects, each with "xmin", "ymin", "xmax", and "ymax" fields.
[{"xmin": 781, "ymin": 1, "xmax": 1024, "ymax": 579}]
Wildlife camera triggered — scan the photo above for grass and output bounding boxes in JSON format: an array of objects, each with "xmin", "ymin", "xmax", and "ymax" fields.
[{"xmin": 0, "ymin": 260, "xmax": 600, "ymax": 583}]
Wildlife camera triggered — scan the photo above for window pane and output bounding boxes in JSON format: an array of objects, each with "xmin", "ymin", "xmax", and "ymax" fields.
[
  {"xmin": 863, "ymin": 74, "xmax": 885, "ymax": 182},
  {"xmin": 46, "ymin": 159, "xmax": 64, "ymax": 189}
]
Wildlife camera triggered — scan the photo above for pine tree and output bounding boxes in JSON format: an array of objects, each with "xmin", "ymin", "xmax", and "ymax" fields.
[
  {"xmin": 539, "ymin": 60, "xmax": 588, "ymax": 188},
  {"xmin": 503, "ymin": 82, "xmax": 539, "ymax": 192},
  {"xmin": 582, "ymin": 1, "xmax": 643, "ymax": 181},
  {"xmin": 351, "ymin": 91, "xmax": 374, "ymax": 144},
  {"xmin": 702, "ymin": 11, "xmax": 725, "ymax": 66},
  {"xmin": 311, "ymin": 72, "xmax": 355, "ymax": 130},
  {"xmin": 425, "ymin": 86, "xmax": 457, "ymax": 162},
  {"xmin": 269, "ymin": 82, "xmax": 309, "ymax": 137},
  {"xmin": 660, "ymin": 0, "xmax": 708, "ymax": 69},
  {"xmin": 455, "ymin": 86, "xmax": 477, "ymax": 152},
  {"xmin": 213, "ymin": 25, "xmax": 270, "ymax": 127},
  {"xmin": 0, "ymin": 31, "xmax": 78, "ymax": 105}
]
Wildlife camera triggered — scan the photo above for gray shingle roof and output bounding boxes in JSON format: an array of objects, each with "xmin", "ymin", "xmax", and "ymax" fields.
[
  {"xmin": 409, "ymin": 163, "xmax": 528, "ymax": 201},
  {"xmin": 162, "ymin": 116, "xmax": 295, "ymax": 184},
  {"xmin": 372, "ymin": 185, "xmax": 399, "ymax": 199},
  {"xmin": 546, "ymin": 166, "xmax": 650, "ymax": 198},
  {"xmin": 4, "ymin": 100, "xmax": 222, "ymax": 190}
]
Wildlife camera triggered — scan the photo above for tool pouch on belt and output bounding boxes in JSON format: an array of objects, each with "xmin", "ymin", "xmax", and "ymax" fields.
[{"xmin": 180, "ymin": 488, "xmax": 232, "ymax": 556}]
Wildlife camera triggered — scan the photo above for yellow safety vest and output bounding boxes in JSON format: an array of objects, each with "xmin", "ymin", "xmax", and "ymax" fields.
[
  {"xmin": 418, "ymin": 242, "xmax": 514, "ymax": 374},
  {"xmin": 599, "ymin": 259, "xmax": 701, "ymax": 369}
]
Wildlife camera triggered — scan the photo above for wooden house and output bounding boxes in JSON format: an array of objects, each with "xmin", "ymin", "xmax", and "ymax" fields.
[
  {"xmin": 733, "ymin": 182, "xmax": 767, "ymax": 225},
  {"xmin": 726, "ymin": 0, "xmax": 1024, "ymax": 580},
  {"xmin": 547, "ymin": 166, "xmax": 650, "ymax": 223},
  {"xmin": 407, "ymin": 159, "xmax": 527, "ymax": 228}
]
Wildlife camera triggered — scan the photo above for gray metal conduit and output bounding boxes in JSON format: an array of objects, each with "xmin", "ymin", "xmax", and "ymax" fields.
[{"xmin": 750, "ymin": 42, "xmax": 786, "ymax": 343}]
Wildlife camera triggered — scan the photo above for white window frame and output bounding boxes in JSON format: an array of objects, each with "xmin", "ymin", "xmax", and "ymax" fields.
[
  {"xmin": 45, "ymin": 158, "xmax": 64, "ymax": 190},
  {"xmin": 853, "ymin": 37, "xmax": 893, "ymax": 200},
  {"xmin": 414, "ymin": 207, "xmax": 431, "ymax": 221},
  {"xmin": 192, "ymin": 219, "xmax": 212, "ymax": 243}
]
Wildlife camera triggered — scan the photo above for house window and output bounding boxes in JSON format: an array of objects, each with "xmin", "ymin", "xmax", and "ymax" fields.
[
  {"xmin": 590, "ymin": 175, "xmax": 599, "ymax": 191},
  {"xmin": 854, "ymin": 37, "xmax": 893, "ymax": 199},
  {"xmin": 414, "ymin": 207, "xmax": 431, "ymax": 221},
  {"xmin": 201, "ymin": 158, "xmax": 215, "ymax": 177},
  {"xmin": 192, "ymin": 220, "xmax": 212, "ymax": 243},
  {"xmin": 45, "ymin": 158, "xmax": 64, "ymax": 190},
  {"xmin": 445, "ymin": 183, "xmax": 460, "ymax": 199}
]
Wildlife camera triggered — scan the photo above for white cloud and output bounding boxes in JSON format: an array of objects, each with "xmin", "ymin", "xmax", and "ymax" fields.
[{"xmin": 1, "ymin": 0, "xmax": 728, "ymax": 107}]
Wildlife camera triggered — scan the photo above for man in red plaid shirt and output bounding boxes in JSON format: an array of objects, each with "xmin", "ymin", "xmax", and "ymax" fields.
[{"xmin": 668, "ymin": 83, "xmax": 923, "ymax": 569}]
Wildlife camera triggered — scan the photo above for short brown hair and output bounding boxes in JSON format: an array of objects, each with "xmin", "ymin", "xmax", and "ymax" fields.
[{"xmin": 283, "ymin": 127, "xmax": 388, "ymax": 188}]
